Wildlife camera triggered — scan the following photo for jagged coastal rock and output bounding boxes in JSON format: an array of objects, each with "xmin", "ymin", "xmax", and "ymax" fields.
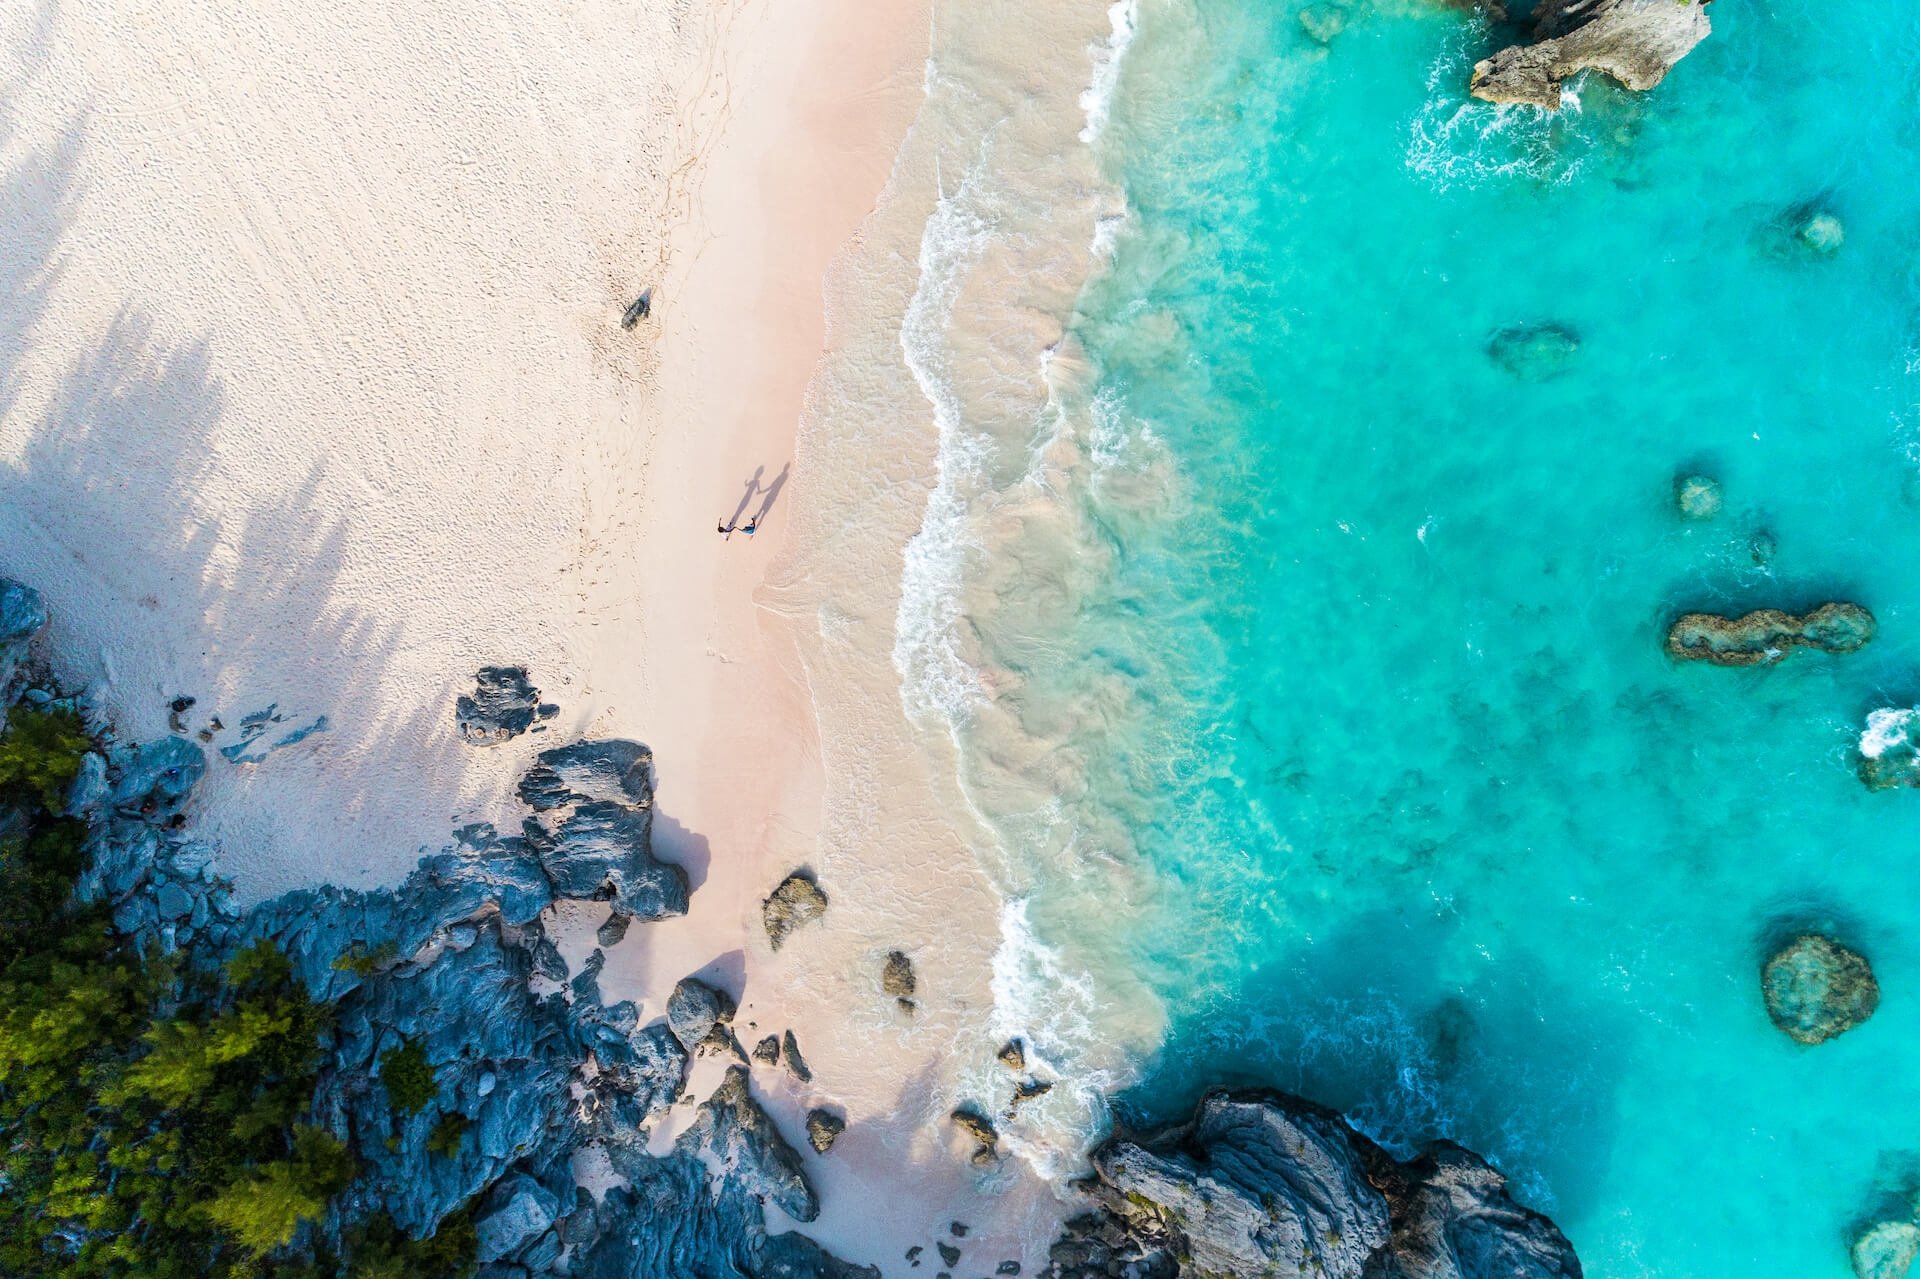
[
  {"xmin": 1664, "ymin": 603, "xmax": 1874, "ymax": 666},
  {"xmin": 952, "ymin": 1106, "xmax": 1001, "ymax": 1166},
  {"xmin": 1470, "ymin": 0, "xmax": 1711, "ymax": 109},
  {"xmin": 517, "ymin": 739, "xmax": 690, "ymax": 918},
  {"xmin": 456, "ymin": 665, "xmax": 558, "ymax": 745},
  {"xmin": 1762, "ymin": 933, "xmax": 1879, "ymax": 1045},
  {"xmin": 806, "ymin": 1107, "xmax": 846, "ymax": 1153},
  {"xmin": 763, "ymin": 870, "xmax": 829, "ymax": 950},
  {"xmin": 883, "ymin": 948, "xmax": 918, "ymax": 1013},
  {"xmin": 677, "ymin": 1067, "xmax": 821, "ymax": 1223},
  {"xmin": 1049, "ymin": 1090, "xmax": 1581, "ymax": 1279}
]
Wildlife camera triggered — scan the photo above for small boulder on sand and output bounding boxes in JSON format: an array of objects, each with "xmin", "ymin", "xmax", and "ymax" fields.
[
  {"xmin": 883, "ymin": 949, "xmax": 917, "ymax": 1013},
  {"xmin": 762, "ymin": 871, "xmax": 828, "ymax": 951},
  {"xmin": 806, "ymin": 1107, "xmax": 846, "ymax": 1154},
  {"xmin": 1762, "ymin": 933, "xmax": 1879, "ymax": 1045}
]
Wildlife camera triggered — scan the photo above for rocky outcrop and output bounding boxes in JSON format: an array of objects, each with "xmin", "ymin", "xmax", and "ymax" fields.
[
  {"xmin": 883, "ymin": 949, "xmax": 917, "ymax": 1013},
  {"xmin": 456, "ymin": 665, "xmax": 557, "ymax": 746},
  {"xmin": 763, "ymin": 871, "xmax": 829, "ymax": 950},
  {"xmin": 1853, "ymin": 1221, "xmax": 1920, "ymax": 1279},
  {"xmin": 678, "ymin": 1067, "xmax": 820, "ymax": 1223},
  {"xmin": 1762, "ymin": 933, "xmax": 1878, "ymax": 1045},
  {"xmin": 518, "ymin": 739, "xmax": 689, "ymax": 919},
  {"xmin": 952, "ymin": 1106, "xmax": 1001, "ymax": 1166},
  {"xmin": 667, "ymin": 975, "xmax": 736, "ymax": 1053},
  {"xmin": 1665, "ymin": 603, "xmax": 1874, "ymax": 666},
  {"xmin": 1470, "ymin": 0, "xmax": 1710, "ymax": 109},
  {"xmin": 1858, "ymin": 708, "xmax": 1920, "ymax": 790},
  {"xmin": 1048, "ymin": 1090, "xmax": 1580, "ymax": 1279}
]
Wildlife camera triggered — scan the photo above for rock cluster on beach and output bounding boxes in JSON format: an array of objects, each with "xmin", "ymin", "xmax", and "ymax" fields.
[
  {"xmin": 1045, "ymin": 1089, "xmax": 1581, "ymax": 1279},
  {"xmin": 456, "ymin": 664, "xmax": 559, "ymax": 745},
  {"xmin": 2, "ymin": 576, "xmax": 868, "ymax": 1279},
  {"xmin": 1762, "ymin": 933, "xmax": 1879, "ymax": 1045},
  {"xmin": 1470, "ymin": 0, "xmax": 1711, "ymax": 109},
  {"xmin": 1665, "ymin": 603, "xmax": 1875, "ymax": 666}
]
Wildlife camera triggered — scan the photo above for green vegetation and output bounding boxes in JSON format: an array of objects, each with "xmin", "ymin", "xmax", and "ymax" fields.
[
  {"xmin": 0, "ymin": 702, "xmax": 473, "ymax": 1279},
  {"xmin": 379, "ymin": 1037, "xmax": 435, "ymax": 1116},
  {"xmin": 0, "ymin": 703, "xmax": 91, "ymax": 810},
  {"xmin": 427, "ymin": 1110, "xmax": 470, "ymax": 1159},
  {"xmin": 331, "ymin": 939, "xmax": 399, "ymax": 975}
]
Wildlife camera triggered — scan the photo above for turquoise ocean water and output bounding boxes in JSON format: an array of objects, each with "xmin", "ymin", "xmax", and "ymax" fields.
[{"xmin": 923, "ymin": 0, "xmax": 1920, "ymax": 1273}]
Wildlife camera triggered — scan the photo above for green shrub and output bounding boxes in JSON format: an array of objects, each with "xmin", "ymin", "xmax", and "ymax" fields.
[
  {"xmin": 427, "ymin": 1111, "xmax": 470, "ymax": 1159},
  {"xmin": 379, "ymin": 1037, "xmax": 435, "ymax": 1116},
  {"xmin": 0, "ymin": 705, "xmax": 91, "ymax": 812},
  {"xmin": 331, "ymin": 939, "xmax": 399, "ymax": 975}
]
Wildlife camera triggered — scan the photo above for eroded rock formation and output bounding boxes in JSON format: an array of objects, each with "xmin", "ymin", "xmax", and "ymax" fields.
[
  {"xmin": 1762, "ymin": 933, "xmax": 1879, "ymax": 1046},
  {"xmin": 1470, "ymin": 0, "xmax": 1711, "ymax": 109},
  {"xmin": 1665, "ymin": 603, "xmax": 1874, "ymax": 666},
  {"xmin": 1048, "ymin": 1090, "xmax": 1580, "ymax": 1279}
]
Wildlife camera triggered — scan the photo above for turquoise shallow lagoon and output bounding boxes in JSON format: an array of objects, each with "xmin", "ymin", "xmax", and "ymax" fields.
[{"xmin": 961, "ymin": 0, "xmax": 1920, "ymax": 1273}]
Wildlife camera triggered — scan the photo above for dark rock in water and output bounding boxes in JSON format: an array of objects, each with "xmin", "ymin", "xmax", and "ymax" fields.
[
  {"xmin": 1487, "ymin": 323, "xmax": 1579, "ymax": 381},
  {"xmin": 1852, "ymin": 1221, "xmax": 1920, "ymax": 1279},
  {"xmin": 1470, "ymin": 0, "xmax": 1710, "ymax": 108},
  {"xmin": 518, "ymin": 739, "xmax": 653, "ymax": 811},
  {"xmin": 952, "ymin": 1106, "xmax": 999, "ymax": 1166},
  {"xmin": 951, "ymin": 1222, "xmax": 969, "ymax": 1238},
  {"xmin": 782, "ymin": 1029, "xmax": 813, "ymax": 1083},
  {"xmin": 1762, "ymin": 933, "xmax": 1878, "ymax": 1045},
  {"xmin": 1665, "ymin": 603, "xmax": 1874, "ymax": 666},
  {"xmin": 1053, "ymin": 1089, "xmax": 1580, "ymax": 1279},
  {"xmin": 763, "ymin": 871, "xmax": 829, "ymax": 950},
  {"xmin": 667, "ymin": 976, "xmax": 734, "ymax": 1051},
  {"xmin": 677, "ymin": 1067, "xmax": 819, "ymax": 1222},
  {"xmin": 753, "ymin": 1034, "xmax": 782, "ymax": 1066},
  {"xmin": 1673, "ymin": 473, "xmax": 1721, "ymax": 521},
  {"xmin": 806, "ymin": 1107, "xmax": 846, "ymax": 1153},
  {"xmin": 998, "ymin": 1040, "xmax": 1026, "ymax": 1072},
  {"xmin": 1860, "ymin": 708, "xmax": 1920, "ymax": 791},
  {"xmin": 1748, "ymin": 529, "xmax": 1778, "ymax": 568},
  {"xmin": 1012, "ymin": 1078, "xmax": 1054, "ymax": 1107},
  {"xmin": 456, "ymin": 666, "xmax": 556, "ymax": 746},
  {"xmin": 883, "ymin": 949, "xmax": 917, "ymax": 998},
  {"xmin": 938, "ymin": 1242, "xmax": 962, "ymax": 1267},
  {"xmin": 621, "ymin": 288, "xmax": 653, "ymax": 330},
  {"xmin": 998, "ymin": 1264, "xmax": 1021, "ymax": 1276}
]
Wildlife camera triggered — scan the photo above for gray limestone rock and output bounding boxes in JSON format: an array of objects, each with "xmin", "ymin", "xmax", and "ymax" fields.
[
  {"xmin": 667, "ymin": 976, "xmax": 734, "ymax": 1051},
  {"xmin": 763, "ymin": 871, "xmax": 829, "ymax": 950},
  {"xmin": 474, "ymin": 1172, "xmax": 561, "ymax": 1261},
  {"xmin": 676, "ymin": 1067, "xmax": 819, "ymax": 1222},
  {"xmin": 951, "ymin": 1107, "xmax": 999, "ymax": 1166},
  {"xmin": 517, "ymin": 739, "xmax": 653, "ymax": 811},
  {"xmin": 1470, "ymin": 0, "xmax": 1710, "ymax": 109},
  {"xmin": 523, "ymin": 799, "xmax": 687, "ymax": 919},
  {"xmin": 753, "ymin": 1034, "xmax": 782, "ymax": 1066},
  {"xmin": 1056, "ymin": 1090, "xmax": 1580, "ymax": 1279},
  {"xmin": 108, "ymin": 736, "xmax": 206, "ymax": 816},
  {"xmin": 457, "ymin": 666, "xmax": 556, "ymax": 746},
  {"xmin": 1762, "ymin": 933, "xmax": 1879, "ymax": 1045},
  {"xmin": 759, "ymin": 1232, "xmax": 882, "ymax": 1279},
  {"xmin": 782, "ymin": 1029, "xmax": 813, "ymax": 1083}
]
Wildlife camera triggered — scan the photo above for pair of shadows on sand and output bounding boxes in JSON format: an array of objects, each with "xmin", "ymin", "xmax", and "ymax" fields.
[{"xmin": 726, "ymin": 462, "xmax": 792, "ymax": 529}]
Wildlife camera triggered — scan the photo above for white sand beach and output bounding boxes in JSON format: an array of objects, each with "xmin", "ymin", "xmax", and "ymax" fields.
[{"xmin": 0, "ymin": 0, "xmax": 1126, "ymax": 1266}]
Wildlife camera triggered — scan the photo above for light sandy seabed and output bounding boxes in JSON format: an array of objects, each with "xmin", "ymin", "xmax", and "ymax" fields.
[{"xmin": 0, "ymin": 0, "xmax": 1119, "ymax": 1266}]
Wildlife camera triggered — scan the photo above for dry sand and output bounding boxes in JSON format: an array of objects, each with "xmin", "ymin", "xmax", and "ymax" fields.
[{"xmin": 0, "ymin": 0, "xmax": 1122, "ymax": 1267}]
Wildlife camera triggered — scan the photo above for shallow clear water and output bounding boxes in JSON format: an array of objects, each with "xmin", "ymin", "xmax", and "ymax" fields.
[{"xmin": 913, "ymin": 0, "xmax": 1920, "ymax": 1272}]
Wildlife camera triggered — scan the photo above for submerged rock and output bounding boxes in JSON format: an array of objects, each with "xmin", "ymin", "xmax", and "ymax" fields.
[
  {"xmin": 1674, "ymin": 473, "xmax": 1722, "ymax": 520},
  {"xmin": 1053, "ymin": 1090, "xmax": 1580, "ymax": 1279},
  {"xmin": 763, "ymin": 871, "xmax": 829, "ymax": 950},
  {"xmin": 1796, "ymin": 206, "xmax": 1846, "ymax": 256},
  {"xmin": 456, "ymin": 666, "xmax": 557, "ymax": 746},
  {"xmin": 1470, "ymin": 0, "xmax": 1711, "ymax": 109},
  {"xmin": 677, "ymin": 1067, "xmax": 819, "ymax": 1222},
  {"xmin": 1762, "ymin": 933, "xmax": 1879, "ymax": 1045},
  {"xmin": 1487, "ymin": 323, "xmax": 1579, "ymax": 380},
  {"xmin": 1853, "ymin": 1221, "xmax": 1920, "ymax": 1279},
  {"xmin": 1664, "ymin": 603, "xmax": 1874, "ymax": 666}
]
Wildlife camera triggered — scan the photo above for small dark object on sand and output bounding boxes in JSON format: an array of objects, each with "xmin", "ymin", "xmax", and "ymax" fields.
[{"xmin": 622, "ymin": 288, "xmax": 653, "ymax": 329}]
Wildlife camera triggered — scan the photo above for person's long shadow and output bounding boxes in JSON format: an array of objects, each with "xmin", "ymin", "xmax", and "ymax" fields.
[
  {"xmin": 728, "ymin": 466, "xmax": 765, "ymax": 529},
  {"xmin": 753, "ymin": 462, "xmax": 791, "ymax": 523}
]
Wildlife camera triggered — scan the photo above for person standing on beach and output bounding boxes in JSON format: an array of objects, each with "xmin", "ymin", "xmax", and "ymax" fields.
[
  {"xmin": 717, "ymin": 517, "xmax": 734, "ymax": 540},
  {"xmin": 741, "ymin": 517, "xmax": 758, "ymax": 537}
]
